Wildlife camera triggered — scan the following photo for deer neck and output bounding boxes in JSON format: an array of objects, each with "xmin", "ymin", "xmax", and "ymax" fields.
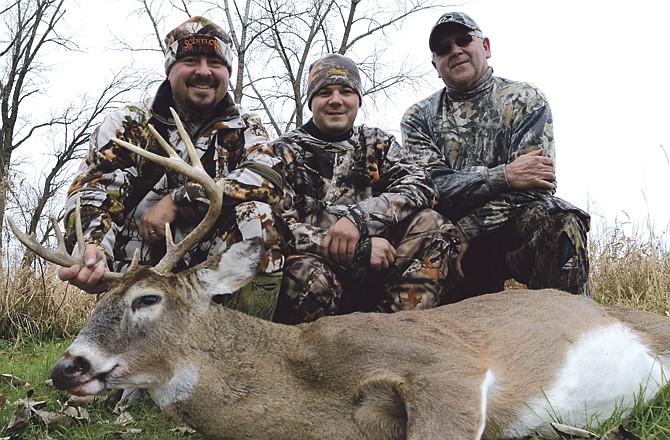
[
  {"xmin": 152, "ymin": 305, "xmax": 300, "ymax": 408},
  {"xmin": 151, "ymin": 306, "xmax": 326, "ymax": 439}
]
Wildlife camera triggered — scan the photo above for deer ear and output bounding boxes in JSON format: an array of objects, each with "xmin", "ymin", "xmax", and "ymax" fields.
[{"xmin": 195, "ymin": 238, "xmax": 264, "ymax": 296}]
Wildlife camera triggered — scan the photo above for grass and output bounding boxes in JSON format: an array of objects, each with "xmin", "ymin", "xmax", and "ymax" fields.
[
  {"xmin": 0, "ymin": 338, "xmax": 204, "ymax": 439},
  {"xmin": 0, "ymin": 261, "xmax": 96, "ymax": 343},
  {"xmin": 1, "ymin": 219, "xmax": 670, "ymax": 438}
]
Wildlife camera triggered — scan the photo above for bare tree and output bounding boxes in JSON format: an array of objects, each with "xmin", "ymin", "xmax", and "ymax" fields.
[
  {"xmin": 0, "ymin": 0, "xmax": 74, "ymax": 264},
  {"xmin": 0, "ymin": 1, "xmax": 154, "ymax": 268},
  {"xmin": 6, "ymin": 68, "xmax": 150, "ymax": 265},
  {"xmin": 131, "ymin": 0, "xmax": 441, "ymax": 136},
  {"xmin": 245, "ymin": 0, "xmax": 441, "ymax": 133}
]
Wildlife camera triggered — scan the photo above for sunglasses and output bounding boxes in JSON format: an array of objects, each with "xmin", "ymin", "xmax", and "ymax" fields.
[{"xmin": 433, "ymin": 34, "xmax": 479, "ymax": 57}]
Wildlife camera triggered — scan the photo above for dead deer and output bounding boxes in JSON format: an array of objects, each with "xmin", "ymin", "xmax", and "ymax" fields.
[{"xmin": 9, "ymin": 110, "xmax": 670, "ymax": 440}]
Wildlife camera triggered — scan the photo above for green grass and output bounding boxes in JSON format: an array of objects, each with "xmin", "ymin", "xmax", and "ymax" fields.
[{"xmin": 0, "ymin": 338, "xmax": 205, "ymax": 439}]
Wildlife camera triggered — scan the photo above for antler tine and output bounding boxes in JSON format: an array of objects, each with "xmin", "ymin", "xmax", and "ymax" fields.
[
  {"xmin": 8, "ymin": 216, "xmax": 81, "ymax": 268},
  {"xmin": 111, "ymin": 107, "xmax": 223, "ymax": 274},
  {"xmin": 7, "ymin": 203, "xmax": 123, "ymax": 281},
  {"xmin": 168, "ymin": 107, "xmax": 207, "ymax": 171},
  {"xmin": 74, "ymin": 196, "xmax": 85, "ymax": 261}
]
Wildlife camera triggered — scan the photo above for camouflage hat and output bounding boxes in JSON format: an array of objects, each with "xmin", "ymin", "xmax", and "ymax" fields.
[
  {"xmin": 306, "ymin": 54, "xmax": 362, "ymax": 110},
  {"xmin": 164, "ymin": 16, "xmax": 234, "ymax": 74},
  {"xmin": 429, "ymin": 12, "xmax": 482, "ymax": 52}
]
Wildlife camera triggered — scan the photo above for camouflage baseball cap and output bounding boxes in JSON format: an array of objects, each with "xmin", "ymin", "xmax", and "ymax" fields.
[
  {"xmin": 306, "ymin": 54, "xmax": 362, "ymax": 110},
  {"xmin": 164, "ymin": 16, "xmax": 234, "ymax": 74},
  {"xmin": 429, "ymin": 12, "xmax": 482, "ymax": 52}
]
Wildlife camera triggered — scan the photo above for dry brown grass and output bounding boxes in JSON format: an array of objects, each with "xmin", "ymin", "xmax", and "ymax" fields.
[
  {"xmin": 0, "ymin": 258, "xmax": 95, "ymax": 343},
  {"xmin": 589, "ymin": 221, "xmax": 670, "ymax": 315}
]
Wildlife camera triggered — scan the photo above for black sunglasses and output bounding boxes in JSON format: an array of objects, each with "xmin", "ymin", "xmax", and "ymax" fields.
[{"xmin": 433, "ymin": 34, "xmax": 478, "ymax": 57}]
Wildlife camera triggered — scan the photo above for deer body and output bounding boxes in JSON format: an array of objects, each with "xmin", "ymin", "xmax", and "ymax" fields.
[{"xmin": 50, "ymin": 240, "xmax": 670, "ymax": 440}]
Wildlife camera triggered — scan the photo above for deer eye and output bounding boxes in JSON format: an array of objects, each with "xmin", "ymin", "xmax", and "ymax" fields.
[{"xmin": 132, "ymin": 295, "xmax": 161, "ymax": 311}]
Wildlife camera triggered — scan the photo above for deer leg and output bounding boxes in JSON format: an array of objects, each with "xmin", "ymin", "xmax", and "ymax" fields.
[
  {"xmin": 352, "ymin": 373, "xmax": 409, "ymax": 440},
  {"xmin": 405, "ymin": 367, "xmax": 493, "ymax": 440}
]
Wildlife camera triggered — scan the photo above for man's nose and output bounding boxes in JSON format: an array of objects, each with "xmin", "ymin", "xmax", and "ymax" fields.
[
  {"xmin": 328, "ymin": 91, "xmax": 344, "ymax": 104},
  {"xmin": 194, "ymin": 59, "xmax": 212, "ymax": 75}
]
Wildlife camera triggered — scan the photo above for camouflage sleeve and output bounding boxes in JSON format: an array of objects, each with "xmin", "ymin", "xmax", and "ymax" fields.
[
  {"xmin": 170, "ymin": 110, "xmax": 284, "ymax": 223},
  {"xmin": 455, "ymin": 104, "xmax": 556, "ymax": 239},
  {"xmin": 353, "ymin": 131, "xmax": 437, "ymax": 237},
  {"xmin": 401, "ymin": 93, "xmax": 555, "ymax": 240},
  {"xmin": 400, "ymin": 102, "xmax": 509, "ymax": 215},
  {"xmin": 399, "ymin": 101, "xmax": 449, "ymax": 168},
  {"xmin": 220, "ymin": 110, "xmax": 284, "ymax": 205},
  {"xmin": 271, "ymin": 135, "xmax": 327, "ymax": 255},
  {"xmin": 63, "ymin": 108, "xmax": 141, "ymax": 259}
]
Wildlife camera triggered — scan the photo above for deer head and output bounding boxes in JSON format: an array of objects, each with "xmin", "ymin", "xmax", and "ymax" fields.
[{"xmin": 50, "ymin": 236, "xmax": 263, "ymax": 397}]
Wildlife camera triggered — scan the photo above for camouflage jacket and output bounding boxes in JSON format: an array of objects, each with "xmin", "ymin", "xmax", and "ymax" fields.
[
  {"xmin": 65, "ymin": 80, "xmax": 283, "ymax": 270},
  {"xmin": 401, "ymin": 67, "xmax": 588, "ymax": 240},
  {"xmin": 273, "ymin": 120, "xmax": 437, "ymax": 254}
]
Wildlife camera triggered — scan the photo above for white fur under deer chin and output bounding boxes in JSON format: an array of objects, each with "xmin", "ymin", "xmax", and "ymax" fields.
[
  {"xmin": 149, "ymin": 363, "xmax": 199, "ymax": 409},
  {"xmin": 501, "ymin": 323, "xmax": 669, "ymax": 437}
]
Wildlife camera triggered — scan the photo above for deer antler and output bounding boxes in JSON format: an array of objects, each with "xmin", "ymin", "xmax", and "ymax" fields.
[
  {"xmin": 8, "ymin": 107, "xmax": 223, "ymax": 282},
  {"xmin": 111, "ymin": 107, "xmax": 224, "ymax": 274},
  {"xmin": 7, "ymin": 197, "xmax": 123, "ymax": 281}
]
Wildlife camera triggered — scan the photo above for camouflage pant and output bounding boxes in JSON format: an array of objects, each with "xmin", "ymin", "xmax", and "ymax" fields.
[
  {"xmin": 442, "ymin": 201, "xmax": 590, "ymax": 304},
  {"xmin": 273, "ymin": 209, "xmax": 458, "ymax": 324}
]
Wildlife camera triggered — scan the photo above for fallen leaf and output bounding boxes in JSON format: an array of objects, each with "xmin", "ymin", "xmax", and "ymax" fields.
[
  {"xmin": 115, "ymin": 410, "xmax": 134, "ymax": 426},
  {"xmin": 66, "ymin": 395, "xmax": 97, "ymax": 405},
  {"xmin": 33, "ymin": 407, "xmax": 72, "ymax": 430},
  {"xmin": 76, "ymin": 406, "xmax": 90, "ymax": 422},
  {"xmin": 62, "ymin": 405, "xmax": 79, "ymax": 418},
  {"xmin": 6, "ymin": 406, "xmax": 30, "ymax": 432},
  {"xmin": 170, "ymin": 426, "xmax": 197, "ymax": 435},
  {"xmin": 14, "ymin": 395, "xmax": 46, "ymax": 411},
  {"xmin": 61, "ymin": 403, "xmax": 90, "ymax": 422}
]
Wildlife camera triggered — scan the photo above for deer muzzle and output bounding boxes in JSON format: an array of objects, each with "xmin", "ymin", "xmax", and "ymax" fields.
[{"xmin": 51, "ymin": 353, "xmax": 106, "ymax": 396}]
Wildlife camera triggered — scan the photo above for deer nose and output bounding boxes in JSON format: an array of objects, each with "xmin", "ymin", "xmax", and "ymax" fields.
[{"xmin": 51, "ymin": 353, "xmax": 92, "ymax": 391}]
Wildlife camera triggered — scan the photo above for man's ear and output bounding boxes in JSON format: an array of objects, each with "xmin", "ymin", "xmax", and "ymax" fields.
[
  {"xmin": 483, "ymin": 37, "xmax": 492, "ymax": 59},
  {"xmin": 431, "ymin": 59, "xmax": 441, "ymax": 78}
]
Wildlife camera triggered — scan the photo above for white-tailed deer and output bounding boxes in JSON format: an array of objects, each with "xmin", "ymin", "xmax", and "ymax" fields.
[{"xmin": 10, "ymin": 111, "xmax": 670, "ymax": 440}]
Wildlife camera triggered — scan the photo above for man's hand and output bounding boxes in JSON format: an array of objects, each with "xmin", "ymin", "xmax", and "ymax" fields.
[
  {"xmin": 57, "ymin": 244, "xmax": 108, "ymax": 294},
  {"xmin": 321, "ymin": 217, "xmax": 360, "ymax": 265},
  {"xmin": 139, "ymin": 195, "xmax": 178, "ymax": 242},
  {"xmin": 452, "ymin": 225, "xmax": 469, "ymax": 281},
  {"xmin": 505, "ymin": 149, "xmax": 556, "ymax": 190},
  {"xmin": 369, "ymin": 237, "xmax": 396, "ymax": 271}
]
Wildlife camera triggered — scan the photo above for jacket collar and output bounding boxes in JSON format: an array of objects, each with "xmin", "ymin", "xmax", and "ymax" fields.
[
  {"xmin": 301, "ymin": 119, "xmax": 354, "ymax": 142},
  {"xmin": 445, "ymin": 67, "xmax": 494, "ymax": 102}
]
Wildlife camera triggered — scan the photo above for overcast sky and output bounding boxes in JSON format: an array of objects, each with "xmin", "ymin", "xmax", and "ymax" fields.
[{"xmin": 44, "ymin": 0, "xmax": 670, "ymax": 240}]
